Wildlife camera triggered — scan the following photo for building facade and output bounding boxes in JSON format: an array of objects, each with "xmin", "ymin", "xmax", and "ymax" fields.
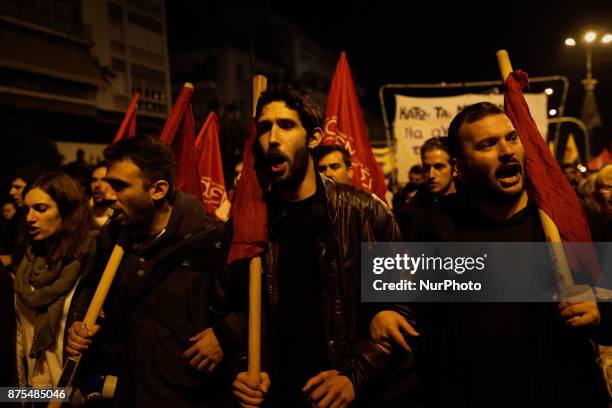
[{"xmin": 0, "ymin": 0, "xmax": 171, "ymax": 158}]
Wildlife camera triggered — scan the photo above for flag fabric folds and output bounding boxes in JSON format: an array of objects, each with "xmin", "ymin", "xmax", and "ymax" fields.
[
  {"xmin": 227, "ymin": 121, "xmax": 268, "ymax": 264},
  {"xmin": 503, "ymin": 70, "xmax": 599, "ymax": 281},
  {"xmin": 504, "ymin": 71, "xmax": 592, "ymax": 243},
  {"xmin": 195, "ymin": 112, "xmax": 228, "ymax": 215},
  {"xmin": 324, "ymin": 51, "xmax": 388, "ymax": 203},
  {"xmin": 587, "ymin": 147, "xmax": 612, "ymax": 171},
  {"xmin": 159, "ymin": 83, "xmax": 202, "ymax": 200},
  {"xmin": 112, "ymin": 92, "xmax": 140, "ymax": 143}
]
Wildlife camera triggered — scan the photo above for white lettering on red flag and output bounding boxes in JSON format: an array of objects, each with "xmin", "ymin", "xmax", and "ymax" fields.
[{"xmin": 200, "ymin": 176, "xmax": 227, "ymax": 208}]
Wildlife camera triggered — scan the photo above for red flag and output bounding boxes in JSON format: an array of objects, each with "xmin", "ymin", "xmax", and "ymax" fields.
[
  {"xmin": 587, "ymin": 147, "xmax": 612, "ymax": 171},
  {"xmin": 227, "ymin": 121, "xmax": 269, "ymax": 264},
  {"xmin": 160, "ymin": 83, "xmax": 202, "ymax": 200},
  {"xmin": 112, "ymin": 92, "xmax": 140, "ymax": 143},
  {"xmin": 195, "ymin": 112, "xmax": 227, "ymax": 214},
  {"xmin": 503, "ymin": 71, "xmax": 599, "ymax": 281},
  {"xmin": 324, "ymin": 52, "xmax": 388, "ymax": 202}
]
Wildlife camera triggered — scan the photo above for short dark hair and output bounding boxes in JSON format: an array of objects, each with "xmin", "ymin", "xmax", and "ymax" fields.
[
  {"xmin": 447, "ymin": 102, "xmax": 505, "ymax": 158},
  {"xmin": 13, "ymin": 164, "xmax": 46, "ymax": 186},
  {"xmin": 93, "ymin": 160, "xmax": 109, "ymax": 173},
  {"xmin": 314, "ymin": 144, "xmax": 352, "ymax": 168},
  {"xmin": 420, "ymin": 137, "xmax": 450, "ymax": 159},
  {"xmin": 103, "ymin": 135, "xmax": 177, "ymax": 199},
  {"xmin": 255, "ymin": 84, "xmax": 323, "ymax": 138},
  {"xmin": 409, "ymin": 164, "xmax": 423, "ymax": 175}
]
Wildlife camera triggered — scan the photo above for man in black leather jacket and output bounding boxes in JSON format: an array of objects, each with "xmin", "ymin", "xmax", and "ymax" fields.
[{"xmin": 230, "ymin": 85, "xmax": 412, "ymax": 408}]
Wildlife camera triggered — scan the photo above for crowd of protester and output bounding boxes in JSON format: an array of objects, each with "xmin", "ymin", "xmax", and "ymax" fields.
[{"xmin": 0, "ymin": 85, "xmax": 610, "ymax": 407}]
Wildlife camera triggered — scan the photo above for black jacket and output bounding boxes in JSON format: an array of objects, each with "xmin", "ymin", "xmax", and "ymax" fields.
[
  {"xmin": 410, "ymin": 192, "xmax": 611, "ymax": 408},
  {"xmin": 224, "ymin": 176, "xmax": 411, "ymax": 404},
  {"xmin": 72, "ymin": 191, "xmax": 230, "ymax": 407},
  {"xmin": 394, "ymin": 186, "xmax": 440, "ymax": 241}
]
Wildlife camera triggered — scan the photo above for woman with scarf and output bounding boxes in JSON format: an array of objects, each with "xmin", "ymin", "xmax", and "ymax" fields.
[{"xmin": 14, "ymin": 172, "xmax": 98, "ymax": 388}]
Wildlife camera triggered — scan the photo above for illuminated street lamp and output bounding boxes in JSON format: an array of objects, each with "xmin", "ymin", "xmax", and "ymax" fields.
[
  {"xmin": 564, "ymin": 29, "xmax": 612, "ymax": 129},
  {"xmin": 584, "ymin": 31, "xmax": 597, "ymax": 43}
]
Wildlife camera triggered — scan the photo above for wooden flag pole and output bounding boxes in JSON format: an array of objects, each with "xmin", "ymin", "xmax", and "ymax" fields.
[
  {"xmin": 82, "ymin": 245, "xmax": 125, "ymax": 332},
  {"xmin": 248, "ymin": 256, "xmax": 262, "ymax": 382},
  {"xmin": 496, "ymin": 50, "xmax": 591, "ymax": 300},
  {"xmin": 496, "ymin": 50, "xmax": 513, "ymax": 82},
  {"xmin": 48, "ymin": 244, "xmax": 125, "ymax": 408},
  {"xmin": 248, "ymin": 75, "xmax": 267, "ymax": 383}
]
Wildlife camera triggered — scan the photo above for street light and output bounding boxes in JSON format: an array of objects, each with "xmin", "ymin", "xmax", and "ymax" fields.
[
  {"xmin": 565, "ymin": 30, "xmax": 612, "ymax": 80},
  {"xmin": 544, "ymin": 88, "xmax": 554, "ymax": 95},
  {"xmin": 563, "ymin": 29, "xmax": 612, "ymax": 130},
  {"xmin": 584, "ymin": 31, "xmax": 597, "ymax": 43}
]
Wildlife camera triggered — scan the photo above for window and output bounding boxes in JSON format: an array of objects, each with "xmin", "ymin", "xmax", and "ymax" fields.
[
  {"xmin": 127, "ymin": 0, "xmax": 162, "ymax": 18},
  {"xmin": 110, "ymin": 40, "xmax": 126, "ymax": 55},
  {"xmin": 127, "ymin": 10, "xmax": 162, "ymax": 33},
  {"xmin": 107, "ymin": 2, "xmax": 123, "ymax": 20},
  {"xmin": 112, "ymin": 58, "xmax": 126, "ymax": 72}
]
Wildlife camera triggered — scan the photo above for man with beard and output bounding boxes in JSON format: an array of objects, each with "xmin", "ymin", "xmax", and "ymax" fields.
[
  {"xmin": 89, "ymin": 161, "xmax": 113, "ymax": 226},
  {"xmin": 65, "ymin": 136, "xmax": 233, "ymax": 407},
  {"xmin": 231, "ymin": 85, "xmax": 410, "ymax": 408},
  {"xmin": 376, "ymin": 102, "xmax": 611, "ymax": 407}
]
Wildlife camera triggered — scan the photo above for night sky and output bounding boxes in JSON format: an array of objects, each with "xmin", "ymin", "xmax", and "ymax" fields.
[{"xmin": 168, "ymin": 0, "xmax": 612, "ymax": 149}]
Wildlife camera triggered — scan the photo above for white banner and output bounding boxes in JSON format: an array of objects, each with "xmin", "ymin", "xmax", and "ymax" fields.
[{"xmin": 393, "ymin": 93, "xmax": 548, "ymax": 184}]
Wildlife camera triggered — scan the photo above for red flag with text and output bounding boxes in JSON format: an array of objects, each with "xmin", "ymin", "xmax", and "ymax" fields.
[
  {"xmin": 160, "ymin": 83, "xmax": 202, "ymax": 200},
  {"xmin": 195, "ymin": 112, "xmax": 227, "ymax": 214},
  {"xmin": 324, "ymin": 52, "xmax": 388, "ymax": 202},
  {"xmin": 112, "ymin": 92, "xmax": 140, "ymax": 143},
  {"xmin": 227, "ymin": 121, "xmax": 268, "ymax": 264}
]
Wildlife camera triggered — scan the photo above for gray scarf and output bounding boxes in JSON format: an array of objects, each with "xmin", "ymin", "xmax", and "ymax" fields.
[{"xmin": 14, "ymin": 248, "xmax": 81, "ymax": 359}]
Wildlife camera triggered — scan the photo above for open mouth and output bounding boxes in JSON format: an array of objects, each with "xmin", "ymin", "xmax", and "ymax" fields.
[
  {"xmin": 267, "ymin": 152, "xmax": 288, "ymax": 173},
  {"xmin": 28, "ymin": 227, "xmax": 40, "ymax": 236},
  {"xmin": 495, "ymin": 163, "xmax": 522, "ymax": 187}
]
